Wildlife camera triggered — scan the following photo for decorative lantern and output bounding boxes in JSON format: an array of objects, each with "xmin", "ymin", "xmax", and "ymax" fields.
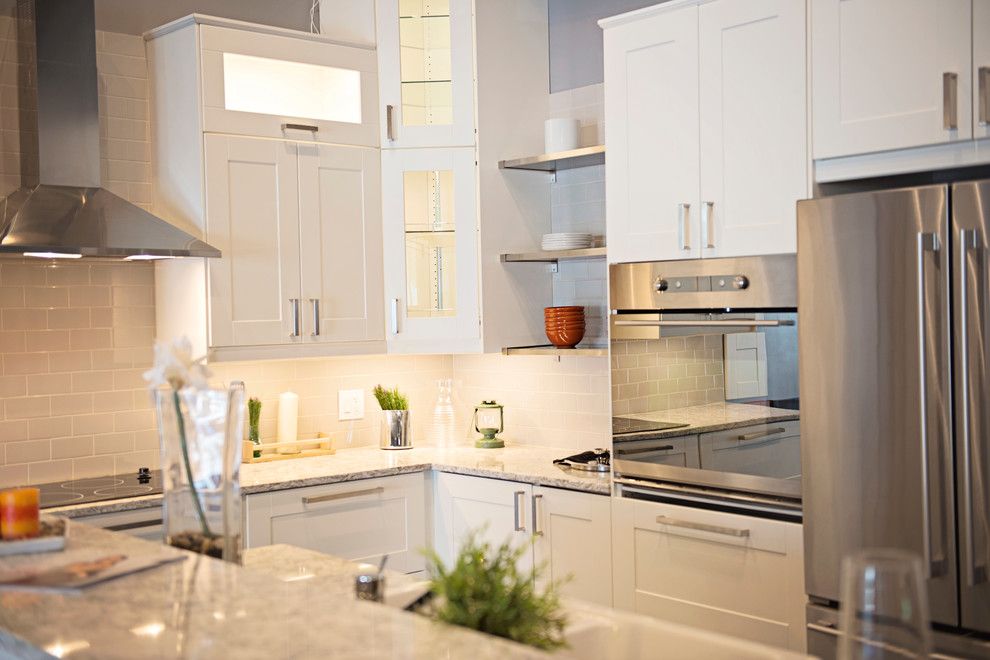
[{"xmin": 472, "ymin": 400, "xmax": 504, "ymax": 448}]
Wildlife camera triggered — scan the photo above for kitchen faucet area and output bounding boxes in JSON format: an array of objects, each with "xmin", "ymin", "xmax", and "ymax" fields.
[{"xmin": 0, "ymin": 0, "xmax": 989, "ymax": 658}]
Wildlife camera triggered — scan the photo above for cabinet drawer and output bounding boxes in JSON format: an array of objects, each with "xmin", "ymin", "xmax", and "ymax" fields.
[
  {"xmin": 200, "ymin": 25, "xmax": 379, "ymax": 146},
  {"xmin": 699, "ymin": 420, "xmax": 800, "ymax": 480},
  {"xmin": 244, "ymin": 473, "xmax": 427, "ymax": 573},
  {"xmin": 612, "ymin": 497, "xmax": 805, "ymax": 651},
  {"xmin": 613, "ymin": 434, "xmax": 700, "ymax": 468}
]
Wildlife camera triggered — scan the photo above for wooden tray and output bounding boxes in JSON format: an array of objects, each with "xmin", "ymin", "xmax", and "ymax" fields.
[
  {"xmin": 0, "ymin": 517, "xmax": 68, "ymax": 556},
  {"xmin": 242, "ymin": 433, "xmax": 335, "ymax": 464}
]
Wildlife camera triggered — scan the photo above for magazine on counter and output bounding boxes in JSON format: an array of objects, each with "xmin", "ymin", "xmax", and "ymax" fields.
[{"xmin": 0, "ymin": 554, "xmax": 187, "ymax": 593}]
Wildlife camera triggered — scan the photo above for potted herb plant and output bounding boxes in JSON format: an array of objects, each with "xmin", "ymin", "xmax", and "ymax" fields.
[{"xmin": 374, "ymin": 384, "xmax": 411, "ymax": 450}]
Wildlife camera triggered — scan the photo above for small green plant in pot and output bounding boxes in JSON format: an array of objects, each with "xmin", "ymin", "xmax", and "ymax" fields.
[
  {"xmin": 374, "ymin": 385, "xmax": 412, "ymax": 449},
  {"xmin": 423, "ymin": 532, "xmax": 569, "ymax": 651},
  {"xmin": 247, "ymin": 397, "xmax": 262, "ymax": 459}
]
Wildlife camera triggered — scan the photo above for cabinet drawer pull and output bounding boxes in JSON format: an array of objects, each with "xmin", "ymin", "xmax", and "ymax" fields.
[
  {"xmin": 614, "ymin": 444, "xmax": 675, "ymax": 456},
  {"xmin": 736, "ymin": 427, "xmax": 786, "ymax": 443},
  {"xmin": 302, "ymin": 486, "xmax": 384, "ymax": 505},
  {"xmin": 702, "ymin": 201, "xmax": 715, "ymax": 249},
  {"xmin": 943, "ymin": 72, "xmax": 958, "ymax": 131},
  {"xmin": 513, "ymin": 490, "xmax": 526, "ymax": 531},
  {"xmin": 532, "ymin": 493, "xmax": 543, "ymax": 536},
  {"xmin": 656, "ymin": 515, "xmax": 750, "ymax": 538},
  {"xmin": 390, "ymin": 298, "xmax": 400, "ymax": 335},
  {"xmin": 386, "ymin": 104, "xmax": 395, "ymax": 141},
  {"xmin": 289, "ymin": 298, "xmax": 301, "ymax": 337},
  {"xmin": 282, "ymin": 123, "xmax": 319, "ymax": 132}
]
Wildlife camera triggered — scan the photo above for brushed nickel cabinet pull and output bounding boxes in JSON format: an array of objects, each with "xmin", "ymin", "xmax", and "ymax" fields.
[
  {"xmin": 386, "ymin": 104, "xmax": 395, "ymax": 141},
  {"xmin": 513, "ymin": 490, "xmax": 526, "ymax": 531},
  {"xmin": 979, "ymin": 66, "xmax": 989, "ymax": 126},
  {"xmin": 310, "ymin": 298, "xmax": 320, "ymax": 337},
  {"xmin": 390, "ymin": 298, "xmax": 400, "ymax": 335},
  {"xmin": 282, "ymin": 123, "xmax": 319, "ymax": 132},
  {"xmin": 943, "ymin": 72, "xmax": 958, "ymax": 131},
  {"xmin": 656, "ymin": 515, "xmax": 750, "ymax": 538},
  {"xmin": 737, "ymin": 427, "xmax": 786, "ymax": 443},
  {"xmin": 532, "ymin": 494, "xmax": 543, "ymax": 536},
  {"xmin": 289, "ymin": 298, "xmax": 301, "ymax": 338},
  {"xmin": 702, "ymin": 201, "xmax": 715, "ymax": 249},
  {"xmin": 302, "ymin": 486, "xmax": 384, "ymax": 505},
  {"xmin": 678, "ymin": 203, "xmax": 691, "ymax": 251}
]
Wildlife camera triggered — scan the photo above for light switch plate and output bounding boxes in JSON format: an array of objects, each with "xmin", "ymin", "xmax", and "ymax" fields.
[{"xmin": 338, "ymin": 389, "xmax": 364, "ymax": 421}]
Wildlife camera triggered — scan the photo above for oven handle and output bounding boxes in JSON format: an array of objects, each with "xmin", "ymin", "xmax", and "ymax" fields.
[
  {"xmin": 614, "ymin": 444, "xmax": 675, "ymax": 456},
  {"xmin": 612, "ymin": 319, "xmax": 794, "ymax": 328}
]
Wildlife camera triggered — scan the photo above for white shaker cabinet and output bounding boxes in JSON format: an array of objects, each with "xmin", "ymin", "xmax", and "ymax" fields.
[
  {"xmin": 433, "ymin": 473, "xmax": 613, "ymax": 607},
  {"xmin": 244, "ymin": 473, "xmax": 427, "ymax": 574},
  {"xmin": 697, "ymin": 0, "xmax": 807, "ymax": 258},
  {"xmin": 602, "ymin": 4, "xmax": 700, "ymax": 264},
  {"xmin": 976, "ymin": 0, "xmax": 990, "ymax": 141},
  {"xmin": 602, "ymin": 0, "xmax": 807, "ymax": 264},
  {"xmin": 811, "ymin": 0, "xmax": 972, "ymax": 159},
  {"xmin": 375, "ymin": 0, "xmax": 476, "ymax": 148},
  {"xmin": 381, "ymin": 147, "xmax": 480, "ymax": 353},
  {"xmin": 611, "ymin": 497, "xmax": 806, "ymax": 652},
  {"xmin": 202, "ymin": 135, "xmax": 384, "ymax": 354}
]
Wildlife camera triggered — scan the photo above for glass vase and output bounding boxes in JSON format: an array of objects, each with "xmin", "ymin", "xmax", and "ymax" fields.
[{"xmin": 155, "ymin": 381, "xmax": 245, "ymax": 563}]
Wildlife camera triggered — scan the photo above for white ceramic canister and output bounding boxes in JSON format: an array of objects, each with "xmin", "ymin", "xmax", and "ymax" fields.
[{"xmin": 544, "ymin": 118, "xmax": 580, "ymax": 153}]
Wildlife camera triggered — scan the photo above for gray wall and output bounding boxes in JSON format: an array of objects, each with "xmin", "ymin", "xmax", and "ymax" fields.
[
  {"xmin": 548, "ymin": 0, "xmax": 661, "ymax": 92},
  {"xmin": 93, "ymin": 0, "xmax": 314, "ymax": 34}
]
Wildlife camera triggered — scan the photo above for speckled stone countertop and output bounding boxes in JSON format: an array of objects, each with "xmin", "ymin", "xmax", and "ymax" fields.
[
  {"xmin": 50, "ymin": 445, "xmax": 611, "ymax": 519},
  {"xmin": 613, "ymin": 402, "xmax": 799, "ymax": 442},
  {"xmin": 0, "ymin": 525, "xmax": 547, "ymax": 660}
]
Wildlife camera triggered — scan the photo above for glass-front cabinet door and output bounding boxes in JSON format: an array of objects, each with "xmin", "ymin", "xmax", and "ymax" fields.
[
  {"xmin": 381, "ymin": 147, "xmax": 480, "ymax": 352},
  {"xmin": 376, "ymin": 0, "xmax": 475, "ymax": 148}
]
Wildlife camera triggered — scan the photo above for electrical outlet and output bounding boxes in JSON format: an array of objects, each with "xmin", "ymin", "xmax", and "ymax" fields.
[{"xmin": 338, "ymin": 389, "xmax": 364, "ymax": 421}]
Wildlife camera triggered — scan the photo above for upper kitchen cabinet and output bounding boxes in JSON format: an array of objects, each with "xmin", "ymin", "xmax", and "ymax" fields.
[
  {"xmin": 601, "ymin": 0, "xmax": 808, "ymax": 265},
  {"xmin": 381, "ymin": 147, "xmax": 480, "ymax": 353},
  {"xmin": 376, "ymin": 0, "xmax": 476, "ymax": 148},
  {"xmin": 811, "ymin": 0, "xmax": 988, "ymax": 180},
  {"xmin": 147, "ymin": 16, "xmax": 385, "ymax": 361}
]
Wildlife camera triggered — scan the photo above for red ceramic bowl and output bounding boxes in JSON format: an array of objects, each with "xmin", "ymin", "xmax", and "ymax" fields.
[{"xmin": 545, "ymin": 324, "xmax": 585, "ymax": 348}]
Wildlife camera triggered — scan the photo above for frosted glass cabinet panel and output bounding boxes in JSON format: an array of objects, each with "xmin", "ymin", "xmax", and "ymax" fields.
[
  {"xmin": 199, "ymin": 24, "xmax": 379, "ymax": 146},
  {"xmin": 377, "ymin": 0, "xmax": 475, "ymax": 147},
  {"xmin": 382, "ymin": 147, "xmax": 480, "ymax": 353}
]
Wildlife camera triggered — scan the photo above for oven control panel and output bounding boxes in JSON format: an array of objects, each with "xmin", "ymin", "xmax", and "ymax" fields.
[{"xmin": 655, "ymin": 274, "xmax": 749, "ymax": 293}]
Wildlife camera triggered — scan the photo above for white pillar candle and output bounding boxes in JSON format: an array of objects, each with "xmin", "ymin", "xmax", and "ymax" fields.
[{"xmin": 277, "ymin": 391, "xmax": 299, "ymax": 454}]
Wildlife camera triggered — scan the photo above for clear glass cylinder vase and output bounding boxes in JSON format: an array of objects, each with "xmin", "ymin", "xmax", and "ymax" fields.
[{"xmin": 154, "ymin": 382, "xmax": 245, "ymax": 562}]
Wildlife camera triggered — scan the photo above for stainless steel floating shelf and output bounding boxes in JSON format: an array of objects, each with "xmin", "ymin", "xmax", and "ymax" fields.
[
  {"xmin": 500, "ymin": 247, "xmax": 606, "ymax": 263},
  {"xmin": 502, "ymin": 344, "xmax": 609, "ymax": 357},
  {"xmin": 498, "ymin": 145, "xmax": 605, "ymax": 172}
]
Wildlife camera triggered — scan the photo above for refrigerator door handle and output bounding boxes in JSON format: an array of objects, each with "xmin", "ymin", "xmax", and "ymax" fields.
[
  {"xmin": 959, "ymin": 228, "xmax": 987, "ymax": 587},
  {"xmin": 917, "ymin": 231, "xmax": 946, "ymax": 579}
]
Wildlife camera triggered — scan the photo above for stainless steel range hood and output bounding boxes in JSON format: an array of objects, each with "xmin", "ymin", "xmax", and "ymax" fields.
[{"xmin": 0, "ymin": 0, "xmax": 219, "ymax": 259}]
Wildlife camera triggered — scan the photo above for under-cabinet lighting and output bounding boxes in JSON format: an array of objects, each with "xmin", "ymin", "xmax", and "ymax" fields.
[
  {"xmin": 123, "ymin": 255, "xmax": 178, "ymax": 261},
  {"xmin": 23, "ymin": 252, "xmax": 83, "ymax": 259}
]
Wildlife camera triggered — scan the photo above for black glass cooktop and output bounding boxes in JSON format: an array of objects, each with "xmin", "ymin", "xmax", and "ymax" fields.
[
  {"xmin": 612, "ymin": 417, "xmax": 689, "ymax": 436},
  {"xmin": 36, "ymin": 468, "xmax": 162, "ymax": 509}
]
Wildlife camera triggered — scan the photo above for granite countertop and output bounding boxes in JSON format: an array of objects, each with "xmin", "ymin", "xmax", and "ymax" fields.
[
  {"xmin": 49, "ymin": 445, "xmax": 610, "ymax": 519},
  {"xmin": 613, "ymin": 402, "xmax": 799, "ymax": 442},
  {"xmin": 0, "ymin": 525, "xmax": 547, "ymax": 660}
]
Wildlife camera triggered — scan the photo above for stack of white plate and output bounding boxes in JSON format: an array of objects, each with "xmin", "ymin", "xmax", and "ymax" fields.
[{"xmin": 541, "ymin": 233, "xmax": 593, "ymax": 251}]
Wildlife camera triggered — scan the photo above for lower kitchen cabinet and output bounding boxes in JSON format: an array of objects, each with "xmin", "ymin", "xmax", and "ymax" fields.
[
  {"xmin": 433, "ymin": 473, "xmax": 613, "ymax": 606},
  {"xmin": 611, "ymin": 497, "xmax": 805, "ymax": 652},
  {"xmin": 243, "ymin": 473, "xmax": 427, "ymax": 574}
]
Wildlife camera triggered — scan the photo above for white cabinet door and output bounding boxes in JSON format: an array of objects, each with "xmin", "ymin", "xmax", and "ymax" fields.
[
  {"xmin": 204, "ymin": 135, "xmax": 301, "ymax": 347},
  {"xmin": 975, "ymin": 0, "xmax": 990, "ymax": 140},
  {"xmin": 298, "ymin": 144, "xmax": 385, "ymax": 343},
  {"xmin": 199, "ymin": 25, "xmax": 379, "ymax": 147},
  {"xmin": 612, "ymin": 498, "xmax": 806, "ymax": 652},
  {"xmin": 699, "ymin": 0, "xmax": 807, "ymax": 258},
  {"xmin": 376, "ymin": 0, "xmax": 476, "ymax": 148},
  {"xmin": 811, "ymin": 0, "xmax": 972, "ymax": 159},
  {"xmin": 533, "ymin": 486, "xmax": 612, "ymax": 607},
  {"xmin": 723, "ymin": 332, "xmax": 768, "ymax": 400},
  {"xmin": 381, "ymin": 147, "xmax": 480, "ymax": 353},
  {"xmin": 603, "ymin": 5, "xmax": 700, "ymax": 264},
  {"xmin": 433, "ymin": 473, "xmax": 534, "ymax": 573},
  {"xmin": 244, "ymin": 473, "xmax": 427, "ymax": 574}
]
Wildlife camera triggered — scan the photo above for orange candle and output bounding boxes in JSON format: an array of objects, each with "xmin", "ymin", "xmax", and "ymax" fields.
[{"xmin": 0, "ymin": 488, "xmax": 40, "ymax": 540}]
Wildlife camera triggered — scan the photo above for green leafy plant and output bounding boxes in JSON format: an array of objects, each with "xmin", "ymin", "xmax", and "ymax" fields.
[
  {"xmin": 423, "ymin": 532, "xmax": 569, "ymax": 651},
  {"xmin": 373, "ymin": 384, "xmax": 408, "ymax": 410},
  {"xmin": 248, "ymin": 397, "xmax": 262, "ymax": 458}
]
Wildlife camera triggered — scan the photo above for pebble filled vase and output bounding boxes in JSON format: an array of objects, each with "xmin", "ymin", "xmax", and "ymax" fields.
[{"xmin": 155, "ymin": 382, "xmax": 245, "ymax": 562}]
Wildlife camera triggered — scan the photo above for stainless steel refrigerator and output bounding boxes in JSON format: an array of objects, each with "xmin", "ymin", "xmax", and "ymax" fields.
[{"xmin": 797, "ymin": 181, "xmax": 990, "ymax": 658}]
